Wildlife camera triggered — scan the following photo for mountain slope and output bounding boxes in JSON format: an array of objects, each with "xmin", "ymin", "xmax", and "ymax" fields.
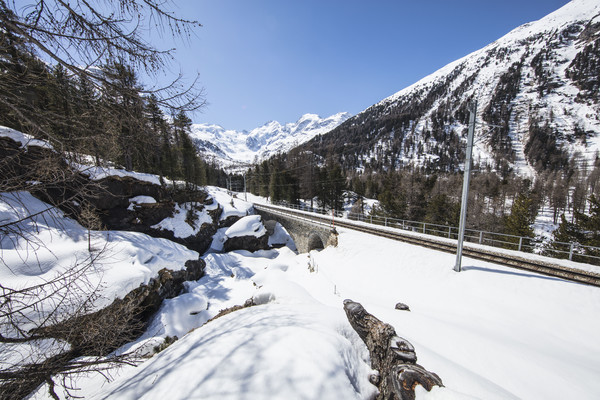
[
  {"xmin": 190, "ymin": 112, "xmax": 351, "ymax": 167},
  {"xmin": 300, "ymin": 0, "xmax": 600, "ymax": 177}
]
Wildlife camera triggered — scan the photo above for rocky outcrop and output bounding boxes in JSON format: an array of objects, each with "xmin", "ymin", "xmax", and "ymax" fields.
[
  {"xmin": 91, "ymin": 178, "xmax": 223, "ymax": 254},
  {"xmin": 38, "ymin": 258, "xmax": 206, "ymax": 354},
  {"xmin": 223, "ymin": 233, "xmax": 270, "ymax": 253},
  {"xmin": 1, "ymin": 134, "xmax": 233, "ymax": 255},
  {"xmin": 222, "ymin": 215, "xmax": 270, "ymax": 253},
  {"xmin": 6, "ymin": 258, "xmax": 206, "ymax": 400}
]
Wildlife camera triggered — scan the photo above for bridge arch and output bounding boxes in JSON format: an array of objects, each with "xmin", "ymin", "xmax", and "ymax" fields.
[{"xmin": 307, "ymin": 232, "xmax": 325, "ymax": 252}]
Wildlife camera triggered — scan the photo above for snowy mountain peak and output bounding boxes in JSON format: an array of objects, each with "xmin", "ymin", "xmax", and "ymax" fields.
[{"xmin": 190, "ymin": 112, "xmax": 351, "ymax": 167}]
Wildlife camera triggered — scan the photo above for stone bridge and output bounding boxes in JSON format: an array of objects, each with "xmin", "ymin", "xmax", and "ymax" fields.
[{"xmin": 254, "ymin": 205, "xmax": 338, "ymax": 253}]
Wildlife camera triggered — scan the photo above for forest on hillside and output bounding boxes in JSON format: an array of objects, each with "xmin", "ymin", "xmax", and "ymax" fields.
[
  {"xmin": 242, "ymin": 138, "xmax": 600, "ymax": 263},
  {"xmin": 2, "ymin": 0, "xmax": 600, "ymax": 264},
  {"xmin": 0, "ymin": 1, "xmax": 228, "ymax": 191},
  {"xmin": 241, "ymin": 17, "xmax": 600, "ymax": 262}
]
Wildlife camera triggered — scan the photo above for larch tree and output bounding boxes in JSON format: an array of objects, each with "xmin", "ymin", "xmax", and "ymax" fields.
[{"xmin": 0, "ymin": 1, "xmax": 205, "ymax": 398}]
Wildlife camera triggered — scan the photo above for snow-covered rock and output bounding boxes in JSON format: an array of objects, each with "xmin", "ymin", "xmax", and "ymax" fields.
[
  {"xmin": 222, "ymin": 215, "xmax": 270, "ymax": 252},
  {"xmin": 224, "ymin": 215, "xmax": 267, "ymax": 238}
]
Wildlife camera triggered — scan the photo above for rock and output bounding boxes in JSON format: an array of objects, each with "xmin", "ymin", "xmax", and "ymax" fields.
[
  {"xmin": 92, "ymin": 175, "xmax": 170, "ymax": 210},
  {"xmin": 219, "ymin": 214, "xmax": 242, "ymax": 228},
  {"xmin": 37, "ymin": 257, "xmax": 206, "ymax": 356},
  {"xmin": 395, "ymin": 302, "xmax": 410, "ymax": 311},
  {"xmin": 223, "ymin": 233, "xmax": 270, "ymax": 253}
]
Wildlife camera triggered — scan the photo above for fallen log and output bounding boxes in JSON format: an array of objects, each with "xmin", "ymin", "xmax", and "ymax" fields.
[{"xmin": 343, "ymin": 299, "xmax": 443, "ymax": 400}]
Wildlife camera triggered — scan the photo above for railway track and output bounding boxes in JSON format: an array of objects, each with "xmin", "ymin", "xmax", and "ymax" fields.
[{"xmin": 255, "ymin": 204, "xmax": 600, "ymax": 288}]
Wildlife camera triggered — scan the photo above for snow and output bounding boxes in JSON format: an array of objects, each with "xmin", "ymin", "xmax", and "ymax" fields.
[
  {"xmin": 128, "ymin": 195, "xmax": 156, "ymax": 205},
  {"xmin": 127, "ymin": 195, "xmax": 157, "ymax": 210},
  {"xmin": 224, "ymin": 215, "xmax": 267, "ymax": 238},
  {"xmin": 77, "ymin": 165, "xmax": 165, "ymax": 185},
  {"xmin": 28, "ymin": 212, "xmax": 600, "ymax": 400},
  {"xmin": 0, "ymin": 125, "xmax": 53, "ymax": 149},
  {"xmin": 206, "ymin": 186, "xmax": 254, "ymax": 219},
  {"xmin": 88, "ymin": 304, "xmax": 373, "ymax": 400},
  {"xmin": 151, "ymin": 202, "xmax": 213, "ymax": 238},
  {"xmin": 0, "ymin": 191, "xmax": 202, "ymax": 383},
  {"xmin": 308, "ymin": 229, "xmax": 600, "ymax": 400},
  {"xmin": 190, "ymin": 112, "xmax": 351, "ymax": 167},
  {"xmin": 0, "ymin": 191, "xmax": 199, "ymax": 315}
]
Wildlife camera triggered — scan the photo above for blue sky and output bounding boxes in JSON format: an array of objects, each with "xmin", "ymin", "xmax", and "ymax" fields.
[{"xmin": 156, "ymin": 0, "xmax": 569, "ymax": 130}]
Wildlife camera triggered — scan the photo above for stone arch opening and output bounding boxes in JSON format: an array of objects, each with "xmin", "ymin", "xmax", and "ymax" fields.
[
  {"xmin": 263, "ymin": 219, "xmax": 278, "ymax": 236},
  {"xmin": 307, "ymin": 232, "xmax": 324, "ymax": 252}
]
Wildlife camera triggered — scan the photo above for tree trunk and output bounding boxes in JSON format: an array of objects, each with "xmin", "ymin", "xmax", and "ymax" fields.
[{"xmin": 343, "ymin": 300, "xmax": 443, "ymax": 400}]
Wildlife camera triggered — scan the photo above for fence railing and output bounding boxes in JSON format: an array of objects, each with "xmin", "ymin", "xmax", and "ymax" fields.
[{"xmin": 267, "ymin": 201, "xmax": 600, "ymax": 266}]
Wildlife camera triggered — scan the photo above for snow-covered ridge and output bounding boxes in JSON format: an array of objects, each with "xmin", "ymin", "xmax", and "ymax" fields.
[
  {"xmin": 380, "ymin": 0, "xmax": 600, "ymax": 108},
  {"xmin": 342, "ymin": 0, "xmax": 600, "ymax": 176},
  {"xmin": 190, "ymin": 112, "xmax": 351, "ymax": 166}
]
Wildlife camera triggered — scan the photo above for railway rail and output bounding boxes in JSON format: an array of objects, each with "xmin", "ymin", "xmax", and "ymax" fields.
[{"xmin": 255, "ymin": 203, "xmax": 600, "ymax": 288}]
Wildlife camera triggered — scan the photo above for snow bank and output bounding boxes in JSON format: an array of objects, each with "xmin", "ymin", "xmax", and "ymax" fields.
[
  {"xmin": 206, "ymin": 186, "xmax": 254, "ymax": 220},
  {"xmin": 224, "ymin": 215, "xmax": 266, "ymax": 238},
  {"xmin": 89, "ymin": 246, "xmax": 376, "ymax": 400},
  {"xmin": 25, "ymin": 199, "xmax": 600, "ymax": 399},
  {"xmin": 77, "ymin": 164, "xmax": 164, "ymax": 185},
  {"xmin": 308, "ymin": 229, "xmax": 600, "ymax": 400},
  {"xmin": 90, "ymin": 304, "xmax": 373, "ymax": 400},
  {"xmin": 31, "ymin": 245, "xmax": 378, "ymax": 400},
  {"xmin": 127, "ymin": 195, "xmax": 157, "ymax": 210}
]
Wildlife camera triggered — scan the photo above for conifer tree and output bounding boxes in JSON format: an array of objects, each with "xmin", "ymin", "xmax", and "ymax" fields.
[
  {"xmin": 317, "ymin": 162, "xmax": 346, "ymax": 211},
  {"xmin": 574, "ymin": 195, "xmax": 600, "ymax": 249},
  {"xmin": 503, "ymin": 193, "xmax": 537, "ymax": 250},
  {"xmin": 269, "ymin": 169, "xmax": 283, "ymax": 202},
  {"xmin": 425, "ymin": 194, "xmax": 459, "ymax": 226}
]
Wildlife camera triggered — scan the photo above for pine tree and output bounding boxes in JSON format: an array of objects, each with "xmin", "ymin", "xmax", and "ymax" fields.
[
  {"xmin": 503, "ymin": 193, "xmax": 537, "ymax": 251},
  {"xmin": 574, "ymin": 194, "xmax": 600, "ymax": 249},
  {"xmin": 547, "ymin": 214, "xmax": 580, "ymax": 259},
  {"xmin": 101, "ymin": 61, "xmax": 145, "ymax": 171},
  {"xmin": 317, "ymin": 162, "xmax": 346, "ymax": 210},
  {"xmin": 269, "ymin": 169, "xmax": 283, "ymax": 202},
  {"xmin": 425, "ymin": 194, "xmax": 459, "ymax": 226}
]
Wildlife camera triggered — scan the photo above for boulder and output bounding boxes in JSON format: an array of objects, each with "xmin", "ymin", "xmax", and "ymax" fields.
[
  {"xmin": 223, "ymin": 234, "xmax": 270, "ymax": 253},
  {"xmin": 222, "ymin": 215, "xmax": 270, "ymax": 252}
]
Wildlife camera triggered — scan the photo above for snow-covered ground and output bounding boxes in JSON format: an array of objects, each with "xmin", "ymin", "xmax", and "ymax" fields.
[
  {"xmin": 0, "ymin": 191, "xmax": 199, "ymax": 313},
  {"xmin": 26, "ymin": 213, "xmax": 600, "ymax": 399},
  {"xmin": 2, "ymin": 134, "xmax": 597, "ymax": 398}
]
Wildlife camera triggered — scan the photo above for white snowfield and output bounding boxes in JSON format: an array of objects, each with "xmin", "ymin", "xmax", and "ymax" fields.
[
  {"xmin": 0, "ymin": 192, "xmax": 199, "ymax": 313},
  {"xmin": 0, "ymin": 126, "xmax": 53, "ymax": 149},
  {"xmin": 25, "ymin": 216, "xmax": 600, "ymax": 399}
]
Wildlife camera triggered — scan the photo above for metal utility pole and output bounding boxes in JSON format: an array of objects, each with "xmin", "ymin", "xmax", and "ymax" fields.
[
  {"xmin": 454, "ymin": 100, "xmax": 477, "ymax": 273},
  {"xmin": 243, "ymin": 173, "xmax": 247, "ymax": 201}
]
